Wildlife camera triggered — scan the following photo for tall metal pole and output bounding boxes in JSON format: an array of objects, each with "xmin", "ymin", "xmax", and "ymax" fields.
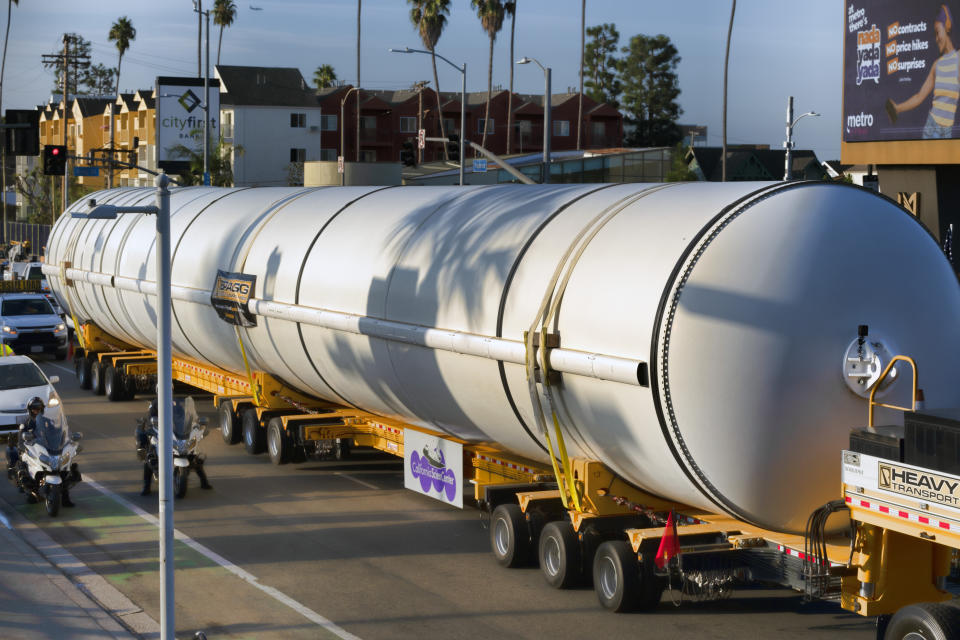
[
  {"xmin": 783, "ymin": 95, "xmax": 793, "ymax": 181},
  {"xmin": 722, "ymin": 0, "xmax": 736, "ymax": 182},
  {"xmin": 544, "ymin": 67, "xmax": 551, "ymax": 184},
  {"xmin": 356, "ymin": 0, "xmax": 361, "ymax": 164},
  {"xmin": 203, "ymin": 9, "xmax": 210, "ymax": 185},
  {"xmin": 61, "ymin": 35, "xmax": 68, "ymax": 215},
  {"xmin": 154, "ymin": 172, "xmax": 174, "ymax": 640},
  {"xmin": 340, "ymin": 96, "xmax": 346, "ymax": 186},
  {"xmin": 459, "ymin": 63, "xmax": 465, "ymax": 187}
]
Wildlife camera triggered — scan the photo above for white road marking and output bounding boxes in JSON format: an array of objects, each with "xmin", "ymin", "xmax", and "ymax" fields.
[
  {"xmin": 0, "ymin": 509, "xmax": 10, "ymax": 530},
  {"xmin": 334, "ymin": 471, "xmax": 379, "ymax": 490},
  {"xmin": 83, "ymin": 475, "xmax": 362, "ymax": 640},
  {"xmin": 46, "ymin": 362, "xmax": 76, "ymax": 376}
]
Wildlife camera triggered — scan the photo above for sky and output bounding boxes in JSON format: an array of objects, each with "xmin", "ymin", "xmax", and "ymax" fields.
[{"xmin": 1, "ymin": 0, "xmax": 842, "ymax": 160}]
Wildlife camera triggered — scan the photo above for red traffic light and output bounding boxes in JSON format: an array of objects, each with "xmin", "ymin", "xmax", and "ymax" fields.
[{"xmin": 51, "ymin": 147, "xmax": 60, "ymax": 156}]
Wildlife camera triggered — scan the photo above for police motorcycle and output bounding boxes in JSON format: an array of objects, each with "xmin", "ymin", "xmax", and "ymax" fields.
[
  {"xmin": 136, "ymin": 397, "xmax": 211, "ymax": 499},
  {"xmin": 13, "ymin": 412, "xmax": 82, "ymax": 517}
]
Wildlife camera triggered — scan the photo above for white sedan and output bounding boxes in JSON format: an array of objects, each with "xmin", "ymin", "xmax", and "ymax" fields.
[{"xmin": 0, "ymin": 355, "xmax": 64, "ymax": 438}]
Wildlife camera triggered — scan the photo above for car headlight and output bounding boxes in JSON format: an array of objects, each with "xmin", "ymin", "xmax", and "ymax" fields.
[
  {"xmin": 54, "ymin": 323, "xmax": 66, "ymax": 333},
  {"xmin": 47, "ymin": 397, "xmax": 60, "ymax": 407},
  {"xmin": 1, "ymin": 325, "xmax": 16, "ymax": 335}
]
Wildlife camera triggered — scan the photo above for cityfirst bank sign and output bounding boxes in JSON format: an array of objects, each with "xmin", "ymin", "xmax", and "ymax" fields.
[
  {"xmin": 844, "ymin": 1, "xmax": 960, "ymax": 142},
  {"xmin": 155, "ymin": 76, "xmax": 220, "ymax": 171}
]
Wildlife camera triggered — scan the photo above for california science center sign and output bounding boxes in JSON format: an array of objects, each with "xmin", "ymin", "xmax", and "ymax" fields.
[
  {"xmin": 155, "ymin": 76, "xmax": 220, "ymax": 171},
  {"xmin": 844, "ymin": 1, "xmax": 960, "ymax": 142}
]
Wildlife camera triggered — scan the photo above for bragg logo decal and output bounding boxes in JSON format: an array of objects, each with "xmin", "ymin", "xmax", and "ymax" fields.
[
  {"xmin": 210, "ymin": 270, "xmax": 257, "ymax": 327},
  {"xmin": 878, "ymin": 461, "xmax": 960, "ymax": 507}
]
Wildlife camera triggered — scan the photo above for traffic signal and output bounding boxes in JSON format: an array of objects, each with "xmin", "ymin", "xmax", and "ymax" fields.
[
  {"xmin": 42, "ymin": 145, "xmax": 66, "ymax": 175},
  {"xmin": 447, "ymin": 134, "xmax": 460, "ymax": 159},
  {"xmin": 400, "ymin": 139, "xmax": 416, "ymax": 167},
  {"xmin": 4, "ymin": 109, "xmax": 39, "ymax": 156}
]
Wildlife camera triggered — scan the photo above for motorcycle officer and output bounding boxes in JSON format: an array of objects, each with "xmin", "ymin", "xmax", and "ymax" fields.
[
  {"xmin": 8, "ymin": 397, "xmax": 74, "ymax": 507},
  {"xmin": 138, "ymin": 399, "xmax": 212, "ymax": 495}
]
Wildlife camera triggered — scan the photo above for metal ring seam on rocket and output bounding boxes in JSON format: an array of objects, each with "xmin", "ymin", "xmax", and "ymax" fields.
[
  {"xmin": 230, "ymin": 188, "xmax": 327, "ymax": 397},
  {"xmin": 293, "ymin": 186, "xmax": 398, "ymax": 412},
  {"xmin": 651, "ymin": 180, "xmax": 814, "ymax": 527},
  {"xmin": 494, "ymin": 184, "xmax": 621, "ymax": 455}
]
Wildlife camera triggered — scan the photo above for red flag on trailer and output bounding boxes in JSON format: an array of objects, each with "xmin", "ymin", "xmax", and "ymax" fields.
[{"xmin": 654, "ymin": 510, "xmax": 680, "ymax": 569}]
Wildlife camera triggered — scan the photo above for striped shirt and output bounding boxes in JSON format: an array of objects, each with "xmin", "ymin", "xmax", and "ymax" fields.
[{"xmin": 931, "ymin": 50, "xmax": 960, "ymax": 127}]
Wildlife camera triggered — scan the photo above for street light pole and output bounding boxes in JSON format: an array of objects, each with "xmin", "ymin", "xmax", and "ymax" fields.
[
  {"xmin": 517, "ymin": 57, "xmax": 551, "ymax": 183},
  {"xmin": 72, "ymin": 173, "xmax": 173, "ymax": 639},
  {"xmin": 193, "ymin": 2, "xmax": 211, "ymax": 185},
  {"xmin": 783, "ymin": 95, "xmax": 819, "ymax": 181},
  {"xmin": 340, "ymin": 86, "xmax": 359, "ymax": 186},
  {"xmin": 390, "ymin": 47, "xmax": 466, "ymax": 186}
]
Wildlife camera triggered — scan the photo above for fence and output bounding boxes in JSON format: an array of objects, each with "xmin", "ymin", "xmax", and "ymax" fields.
[{"xmin": 3, "ymin": 222, "xmax": 51, "ymax": 259}]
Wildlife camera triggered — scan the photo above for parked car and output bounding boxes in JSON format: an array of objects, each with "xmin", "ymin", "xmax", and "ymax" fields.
[
  {"xmin": 0, "ymin": 292, "xmax": 68, "ymax": 359},
  {"xmin": 0, "ymin": 355, "xmax": 63, "ymax": 438}
]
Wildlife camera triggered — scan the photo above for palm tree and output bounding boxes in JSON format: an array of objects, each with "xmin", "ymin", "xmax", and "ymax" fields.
[
  {"xmin": 408, "ymin": 0, "xmax": 451, "ymax": 161},
  {"xmin": 0, "ymin": 0, "xmax": 19, "ymax": 243},
  {"xmin": 314, "ymin": 64, "xmax": 337, "ymax": 90},
  {"xmin": 576, "ymin": 0, "xmax": 584, "ymax": 150},
  {"xmin": 213, "ymin": 0, "xmax": 237, "ymax": 67},
  {"xmin": 471, "ymin": 0, "xmax": 506, "ymax": 151},
  {"xmin": 108, "ymin": 16, "xmax": 135, "ymax": 96},
  {"xmin": 504, "ymin": 1, "xmax": 516, "ymax": 155},
  {"xmin": 722, "ymin": 0, "xmax": 736, "ymax": 182}
]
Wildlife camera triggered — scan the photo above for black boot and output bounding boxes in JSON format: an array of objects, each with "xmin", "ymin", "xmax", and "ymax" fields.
[
  {"xmin": 61, "ymin": 485, "xmax": 75, "ymax": 508},
  {"xmin": 195, "ymin": 462, "xmax": 212, "ymax": 490},
  {"xmin": 140, "ymin": 464, "xmax": 152, "ymax": 496}
]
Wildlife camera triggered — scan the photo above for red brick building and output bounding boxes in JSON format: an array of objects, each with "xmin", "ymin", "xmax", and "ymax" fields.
[{"xmin": 318, "ymin": 86, "xmax": 623, "ymax": 164}]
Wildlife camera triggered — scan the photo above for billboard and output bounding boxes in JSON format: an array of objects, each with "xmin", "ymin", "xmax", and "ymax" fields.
[
  {"xmin": 844, "ymin": 1, "xmax": 960, "ymax": 142},
  {"xmin": 155, "ymin": 76, "xmax": 220, "ymax": 172}
]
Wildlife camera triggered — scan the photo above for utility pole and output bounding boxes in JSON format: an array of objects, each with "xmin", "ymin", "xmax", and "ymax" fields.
[
  {"xmin": 413, "ymin": 80, "xmax": 428, "ymax": 164},
  {"xmin": 42, "ymin": 35, "xmax": 89, "ymax": 215},
  {"xmin": 356, "ymin": 0, "xmax": 361, "ymax": 164}
]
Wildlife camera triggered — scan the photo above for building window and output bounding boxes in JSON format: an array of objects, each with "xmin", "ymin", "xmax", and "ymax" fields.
[
  {"xmin": 360, "ymin": 115, "xmax": 377, "ymax": 130},
  {"xmin": 516, "ymin": 120, "xmax": 532, "ymax": 134},
  {"xmin": 399, "ymin": 116, "xmax": 417, "ymax": 133},
  {"xmin": 320, "ymin": 114, "xmax": 337, "ymax": 131},
  {"xmin": 553, "ymin": 120, "xmax": 570, "ymax": 137},
  {"xmin": 592, "ymin": 121, "xmax": 605, "ymax": 139},
  {"xmin": 290, "ymin": 148, "xmax": 306, "ymax": 162},
  {"xmin": 477, "ymin": 118, "xmax": 494, "ymax": 135},
  {"xmin": 290, "ymin": 113, "xmax": 306, "ymax": 128},
  {"xmin": 360, "ymin": 150, "xmax": 377, "ymax": 162},
  {"xmin": 320, "ymin": 148, "xmax": 337, "ymax": 161},
  {"xmin": 443, "ymin": 118, "xmax": 457, "ymax": 135},
  {"xmin": 222, "ymin": 111, "xmax": 233, "ymax": 138}
]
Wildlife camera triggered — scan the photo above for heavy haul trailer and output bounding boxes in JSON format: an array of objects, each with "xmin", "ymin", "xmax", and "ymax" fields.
[{"xmin": 73, "ymin": 321, "xmax": 960, "ymax": 636}]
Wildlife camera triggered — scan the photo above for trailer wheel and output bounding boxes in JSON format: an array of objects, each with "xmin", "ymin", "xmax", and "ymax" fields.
[
  {"xmin": 267, "ymin": 418, "xmax": 290, "ymax": 465},
  {"xmin": 90, "ymin": 360, "xmax": 105, "ymax": 395},
  {"xmin": 219, "ymin": 402, "xmax": 240, "ymax": 444},
  {"xmin": 539, "ymin": 520, "xmax": 583, "ymax": 588},
  {"xmin": 76, "ymin": 355, "xmax": 92, "ymax": 390},
  {"xmin": 241, "ymin": 409, "xmax": 265, "ymax": 455},
  {"xmin": 593, "ymin": 541, "xmax": 640, "ymax": 612},
  {"xmin": 491, "ymin": 503, "xmax": 531, "ymax": 568},
  {"xmin": 104, "ymin": 365, "xmax": 124, "ymax": 401},
  {"xmin": 122, "ymin": 374, "xmax": 137, "ymax": 400},
  {"xmin": 884, "ymin": 602, "xmax": 960, "ymax": 640}
]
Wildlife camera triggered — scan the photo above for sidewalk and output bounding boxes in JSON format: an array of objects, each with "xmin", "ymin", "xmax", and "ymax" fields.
[{"xmin": 0, "ymin": 495, "xmax": 158, "ymax": 640}]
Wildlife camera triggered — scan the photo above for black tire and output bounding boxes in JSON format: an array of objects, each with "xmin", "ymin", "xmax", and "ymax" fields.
[
  {"xmin": 490, "ymin": 503, "xmax": 531, "ymax": 568},
  {"xmin": 593, "ymin": 541, "xmax": 641, "ymax": 612},
  {"xmin": 539, "ymin": 520, "xmax": 582, "ymax": 588},
  {"xmin": 173, "ymin": 467, "xmax": 188, "ymax": 499},
  {"xmin": 104, "ymin": 365, "xmax": 124, "ymax": 401},
  {"xmin": 267, "ymin": 417, "xmax": 290, "ymax": 465},
  {"xmin": 45, "ymin": 485, "xmax": 61, "ymax": 517},
  {"xmin": 90, "ymin": 360, "xmax": 105, "ymax": 395},
  {"xmin": 884, "ymin": 602, "xmax": 960, "ymax": 640},
  {"xmin": 76, "ymin": 355, "xmax": 92, "ymax": 390},
  {"xmin": 241, "ymin": 408, "xmax": 265, "ymax": 455},
  {"xmin": 636, "ymin": 550, "xmax": 666, "ymax": 610},
  {"xmin": 122, "ymin": 374, "xmax": 137, "ymax": 400},
  {"xmin": 219, "ymin": 402, "xmax": 240, "ymax": 445}
]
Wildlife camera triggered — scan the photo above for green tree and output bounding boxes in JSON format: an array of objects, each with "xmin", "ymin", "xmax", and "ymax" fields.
[
  {"xmin": 84, "ymin": 63, "xmax": 117, "ymax": 95},
  {"xmin": 665, "ymin": 143, "xmax": 697, "ymax": 181},
  {"xmin": 471, "ymin": 0, "xmax": 508, "ymax": 151},
  {"xmin": 169, "ymin": 134, "xmax": 242, "ymax": 186},
  {"xmin": 42, "ymin": 34, "xmax": 92, "ymax": 96},
  {"xmin": 213, "ymin": 0, "xmax": 237, "ymax": 66},
  {"xmin": 108, "ymin": 16, "xmax": 135, "ymax": 96},
  {"xmin": 313, "ymin": 64, "xmax": 337, "ymax": 90},
  {"xmin": 14, "ymin": 164, "xmax": 92, "ymax": 224},
  {"xmin": 408, "ymin": 0, "xmax": 451, "ymax": 161},
  {"xmin": 584, "ymin": 23, "xmax": 620, "ymax": 109},
  {"xmin": 620, "ymin": 33, "xmax": 682, "ymax": 147}
]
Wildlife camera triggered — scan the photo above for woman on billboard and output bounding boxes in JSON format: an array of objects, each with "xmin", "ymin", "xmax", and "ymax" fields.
[{"xmin": 887, "ymin": 4, "xmax": 959, "ymax": 138}]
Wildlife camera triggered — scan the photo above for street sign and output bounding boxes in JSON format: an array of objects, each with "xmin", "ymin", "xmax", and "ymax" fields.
[
  {"xmin": 73, "ymin": 166, "xmax": 99, "ymax": 177},
  {"xmin": 337, "ymin": 155, "xmax": 344, "ymax": 174},
  {"xmin": 417, "ymin": 129, "xmax": 425, "ymax": 150},
  {"xmin": 473, "ymin": 158, "xmax": 487, "ymax": 173}
]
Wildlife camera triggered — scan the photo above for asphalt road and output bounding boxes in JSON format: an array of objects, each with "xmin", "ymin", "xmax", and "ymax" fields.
[{"xmin": 0, "ymin": 358, "xmax": 878, "ymax": 640}]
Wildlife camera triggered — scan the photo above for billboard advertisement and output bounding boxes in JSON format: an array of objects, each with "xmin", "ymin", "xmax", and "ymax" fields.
[
  {"xmin": 844, "ymin": 1, "xmax": 960, "ymax": 142},
  {"xmin": 155, "ymin": 76, "xmax": 220, "ymax": 172}
]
